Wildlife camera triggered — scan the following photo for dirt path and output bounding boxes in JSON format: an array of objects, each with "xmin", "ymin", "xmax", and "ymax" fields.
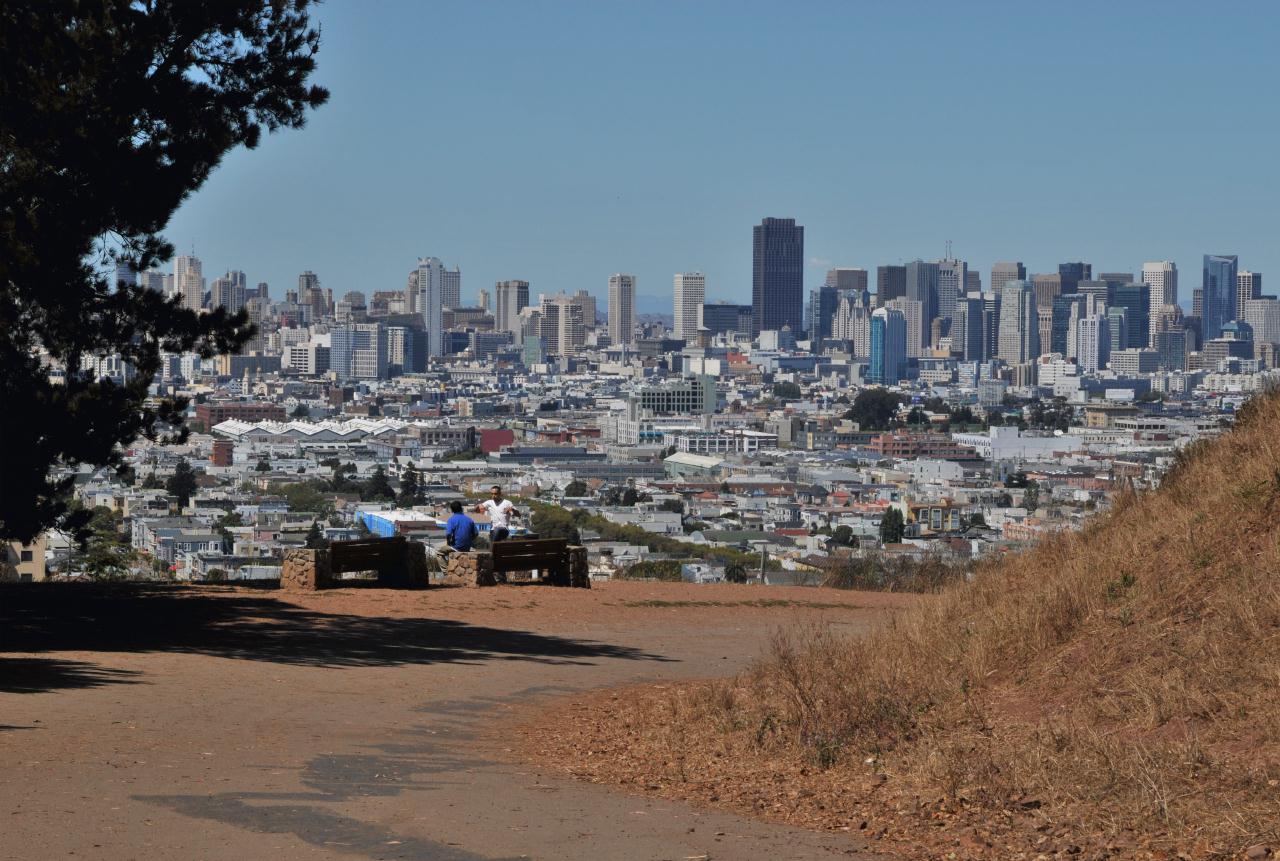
[{"xmin": 0, "ymin": 582, "xmax": 913, "ymax": 861}]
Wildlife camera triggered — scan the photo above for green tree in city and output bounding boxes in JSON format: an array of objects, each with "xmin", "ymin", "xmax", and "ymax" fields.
[
  {"xmin": 0, "ymin": 1, "xmax": 328, "ymax": 542},
  {"xmin": 563, "ymin": 480, "xmax": 589, "ymax": 497},
  {"xmin": 166, "ymin": 459, "xmax": 198, "ymax": 508},
  {"xmin": 290, "ymin": 404, "xmax": 310, "ymax": 418},
  {"xmin": 304, "ymin": 521, "xmax": 328, "ymax": 550},
  {"xmin": 397, "ymin": 467, "xmax": 419, "ymax": 508},
  {"xmin": 79, "ymin": 505, "xmax": 133, "ymax": 580},
  {"xmin": 255, "ymin": 457, "xmax": 271, "ymax": 472},
  {"xmin": 879, "ymin": 508, "xmax": 906, "ymax": 545},
  {"xmin": 844, "ymin": 388, "xmax": 904, "ymax": 431},
  {"xmin": 364, "ymin": 466, "xmax": 396, "ymax": 502},
  {"xmin": 832, "ymin": 524, "xmax": 855, "ymax": 546}
]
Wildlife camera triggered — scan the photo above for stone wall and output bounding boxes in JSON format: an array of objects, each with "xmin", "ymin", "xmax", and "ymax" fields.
[
  {"xmin": 442, "ymin": 551, "xmax": 495, "ymax": 588},
  {"xmin": 281, "ymin": 548, "xmax": 331, "ymax": 591}
]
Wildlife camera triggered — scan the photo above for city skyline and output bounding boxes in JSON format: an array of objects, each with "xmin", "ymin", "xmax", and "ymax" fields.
[{"xmin": 161, "ymin": 2, "xmax": 1280, "ymax": 311}]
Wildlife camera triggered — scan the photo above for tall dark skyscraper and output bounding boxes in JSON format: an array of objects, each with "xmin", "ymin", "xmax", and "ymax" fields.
[
  {"xmin": 752, "ymin": 217, "xmax": 804, "ymax": 336},
  {"xmin": 1203, "ymin": 254, "xmax": 1239, "ymax": 341},
  {"xmin": 1058, "ymin": 262, "xmax": 1092, "ymax": 294},
  {"xmin": 876, "ymin": 265, "xmax": 906, "ymax": 307}
]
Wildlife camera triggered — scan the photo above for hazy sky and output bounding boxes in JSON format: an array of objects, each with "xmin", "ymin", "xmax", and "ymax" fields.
[{"xmin": 167, "ymin": 1, "xmax": 1280, "ymax": 310}]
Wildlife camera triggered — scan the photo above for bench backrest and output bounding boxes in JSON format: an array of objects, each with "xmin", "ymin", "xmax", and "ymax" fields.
[{"xmin": 491, "ymin": 538, "xmax": 569, "ymax": 572}]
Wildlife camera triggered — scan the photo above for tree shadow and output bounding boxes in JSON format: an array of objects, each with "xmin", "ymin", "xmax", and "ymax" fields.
[
  {"xmin": 0, "ymin": 656, "xmax": 142, "ymax": 694},
  {"xmin": 0, "ymin": 584, "xmax": 672, "ymax": 674}
]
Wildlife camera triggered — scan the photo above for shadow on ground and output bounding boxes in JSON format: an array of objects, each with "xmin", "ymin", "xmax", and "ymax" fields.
[
  {"xmin": 0, "ymin": 584, "xmax": 670, "ymax": 690},
  {"xmin": 0, "ymin": 656, "xmax": 142, "ymax": 694}
]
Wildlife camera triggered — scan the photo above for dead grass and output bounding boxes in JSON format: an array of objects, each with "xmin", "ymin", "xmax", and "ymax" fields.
[
  {"xmin": 520, "ymin": 393, "xmax": 1280, "ymax": 859},
  {"xmin": 615, "ymin": 599, "xmax": 855, "ymax": 610}
]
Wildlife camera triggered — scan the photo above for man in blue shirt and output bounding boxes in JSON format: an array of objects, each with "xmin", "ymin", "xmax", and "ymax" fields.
[{"xmin": 444, "ymin": 500, "xmax": 479, "ymax": 552}]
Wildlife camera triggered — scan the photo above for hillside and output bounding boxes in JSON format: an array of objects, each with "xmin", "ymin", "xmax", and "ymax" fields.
[{"xmin": 520, "ymin": 393, "xmax": 1280, "ymax": 858}]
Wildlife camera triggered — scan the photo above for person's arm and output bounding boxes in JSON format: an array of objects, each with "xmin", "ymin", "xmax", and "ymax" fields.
[{"xmin": 445, "ymin": 518, "xmax": 457, "ymax": 545}]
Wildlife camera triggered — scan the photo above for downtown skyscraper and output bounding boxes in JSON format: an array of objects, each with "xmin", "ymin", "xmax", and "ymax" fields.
[
  {"xmin": 672, "ymin": 272, "xmax": 705, "ymax": 341},
  {"xmin": 1202, "ymin": 254, "xmax": 1239, "ymax": 341},
  {"xmin": 751, "ymin": 217, "xmax": 804, "ymax": 336},
  {"xmin": 608, "ymin": 273, "xmax": 636, "ymax": 347},
  {"xmin": 494, "ymin": 280, "xmax": 529, "ymax": 335}
]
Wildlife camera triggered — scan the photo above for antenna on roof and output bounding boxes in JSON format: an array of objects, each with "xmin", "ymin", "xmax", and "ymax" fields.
[{"xmin": 945, "ymin": 239, "xmax": 953, "ymax": 260}]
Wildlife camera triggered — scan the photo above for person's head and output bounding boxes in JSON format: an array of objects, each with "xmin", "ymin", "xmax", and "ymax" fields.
[
  {"xmin": 449, "ymin": 501, "xmax": 463, "ymax": 514},
  {"xmin": 490, "ymin": 485, "xmax": 503, "ymax": 502}
]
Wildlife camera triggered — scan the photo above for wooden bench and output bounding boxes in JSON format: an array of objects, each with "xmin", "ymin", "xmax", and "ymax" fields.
[{"xmin": 491, "ymin": 537, "xmax": 570, "ymax": 586}]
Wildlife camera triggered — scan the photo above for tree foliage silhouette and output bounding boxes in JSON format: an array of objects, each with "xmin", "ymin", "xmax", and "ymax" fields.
[{"xmin": 0, "ymin": 1, "xmax": 328, "ymax": 542}]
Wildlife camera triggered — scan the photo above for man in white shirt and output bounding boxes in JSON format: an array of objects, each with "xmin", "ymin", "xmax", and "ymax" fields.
[{"xmin": 474, "ymin": 484, "xmax": 520, "ymax": 542}]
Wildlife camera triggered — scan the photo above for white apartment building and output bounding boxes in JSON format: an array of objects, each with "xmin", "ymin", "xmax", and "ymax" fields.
[{"xmin": 608, "ymin": 273, "xmax": 636, "ymax": 347}]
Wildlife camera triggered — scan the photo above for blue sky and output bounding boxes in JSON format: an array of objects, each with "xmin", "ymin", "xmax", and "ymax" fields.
[{"xmin": 167, "ymin": 1, "xmax": 1280, "ymax": 310}]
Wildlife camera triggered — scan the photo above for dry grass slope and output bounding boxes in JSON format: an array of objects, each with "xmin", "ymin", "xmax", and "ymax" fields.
[{"xmin": 525, "ymin": 393, "xmax": 1280, "ymax": 858}]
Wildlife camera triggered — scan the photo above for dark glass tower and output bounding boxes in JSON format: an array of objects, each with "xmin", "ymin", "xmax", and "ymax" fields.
[
  {"xmin": 752, "ymin": 217, "xmax": 804, "ymax": 336},
  {"xmin": 1202, "ymin": 254, "xmax": 1239, "ymax": 341},
  {"xmin": 1058, "ymin": 261, "xmax": 1092, "ymax": 294}
]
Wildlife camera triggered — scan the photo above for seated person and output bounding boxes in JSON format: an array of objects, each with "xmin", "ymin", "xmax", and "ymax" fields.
[{"xmin": 444, "ymin": 500, "xmax": 479, "ymax": 552}]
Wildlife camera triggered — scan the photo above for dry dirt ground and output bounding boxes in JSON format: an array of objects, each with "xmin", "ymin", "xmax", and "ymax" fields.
[{"xmin": 0, "ymin": 581, "xmax": 914, "ymax": 861}]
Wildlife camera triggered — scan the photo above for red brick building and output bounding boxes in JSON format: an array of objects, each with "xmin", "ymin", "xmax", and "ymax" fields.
[{"xmin": 192, "ymin": 402, "xmax": 286, "ymax": 433}]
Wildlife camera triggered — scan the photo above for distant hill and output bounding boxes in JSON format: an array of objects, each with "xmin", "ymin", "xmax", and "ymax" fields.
[{"xmin": 536, "ymin": 390, "xmax": 1280, "ymax": 857}]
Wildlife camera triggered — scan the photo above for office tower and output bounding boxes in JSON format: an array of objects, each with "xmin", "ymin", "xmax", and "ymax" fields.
[
  {"xmin": 982, "ymin": 292, "xmax": 1002, "ymax": 362},
  {"xmin": 936, "ymin": 257, "xmax": 968, "ymax": 320},
  {"xmin": 965, "ymin": 270, "xmax": 982, "ymax": 294},
  {"xmin": 1242, "ymin": 298, "xmax": 1280, "ymax": 346},
  {"xmin": 1037, "ymin": 308, "xmax": 1054, "ymax": 357},
  {"xmin": 810, "ymin": 286, "xmax": 839, "ymax": 342},
  {"xmin": 608, "ymin": 273, "xmax": 637, "ymax": 347},
  {"xmin": 1110, "ymin": 283, "xmax": 1151, "ymax": 349},
  {"xmin": 1202, "ymin": 254, "xmax": 1239, "ymax": 341},
  {"xmin": 211, "ymin": 270, "xmax": 248, "ymax": 313},
  {"xmin": 414, "ymin": 257, "xmax": 447, "ymax": 358},
  {"xmin": 952, "ymin": 294, "xmax": 985, "ymax": 361},
  {"xmin": 1077, "ymin": 279, "xmax": 1110, "ymax": 311},
  {"xmin": 869, "ymin": 307, "xmax": 907, "ymax": 385},
  {"xmin": 825, "ymin": 268, "xmax": 868, "ymax": 291},
  {"xmin": 1058, "ymin": 261, "xmax": 1092, "ymax": 293},
  {"xmin": 904, "ymin": 260, "xmax": 939, "ymax": 348},
  {"xmin": 1105, "ymin": 307, "xmax": 1129, "ymax": 352},
  {"xmin": 174, "ymin": 254, "xmax": 204, "ymax": 311},
  {"xmin": 997, "ymin": 279, "xmax": 1039, "ymax": 364},
  {"xmin": 1052, "ymin": 294, "xmax": 1085, "ymax": 356},
  {"xmin": 990, "ymin": 261, "xmax": 1027, "ymax": 298},
  {"xmin": 297, "ymin": 270, "xmax": 329, "ymax": 319},
  {"xmin": 441, "ymin": 267, "xmax": 461, "ymax": 309},
  {"xmin": 1032, "ymin": 273, "xmax": 1062, "ymax": 310},
  {"xmin": 540, "ymin": 294, "xmax": 586, "ymax": 356},
  {"xmin": 114, "ymin": 262, "xmax": 137, "ymax": 289},
  {"xmin": 752, "ymin": 217, "xmax": 804, "ymax": 335},
  {"xmin": 1238, "ymin": 270, "xmax": 1262, "ymax": 318},
  {"xmin": 831, "ymin": 293, "xmax": 872, "ymax": 356},
  {"xmin": 702, "ymin": 302, "xmax": 753, "ymax": 336},
  {"xmin": 494, "ymin": 280, "xmax": 530, "ymax": 335},
  {"xmin": 1075, "ymin": 314, "xmax": 1110, "ymax": 373},
  {"xmin": 571, "ymin": 289, "xmax": 597, "ymax": 328},
  {"xmin": 330, "ymin": 323, "xmax": 388, "ymax": 380},
  {"xmin": 386, "ymin": 326, "xmax": 415, "ymax": 376},
  {"xmin": 138, "ymin": 269, "xmax": 166, "ymax": 292},
  {"xmin": 478, "ymin": 289, "xmax": 491, "ymax": 311},
  {"xmin": 876, "ymin": 264, "xmax": 907, "ymax": 308},
  {"xmin": 1143, "ymin": 262, "xmax": 1178, "ymax": 343},
  {"xmin": 672, "ymin": 272, "xmax": 705, "ymax": 340},
  {"xmin": 885, "ymin": 298, "xmax": 923, "ymax": 359}
]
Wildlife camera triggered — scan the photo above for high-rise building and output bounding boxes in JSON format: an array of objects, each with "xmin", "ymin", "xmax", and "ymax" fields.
[
  {"xmin": 1058, "ymin": 262, "xmax": 1092, "ymax": 294},
  {"xmin": 174, "ymin": 254, "xmax": 204, "ymax": 312},
  {"xmin": 608, "ymin": 274, "xmax": 636, "ymax": 347},
  {"xmin": 572, "ymin": 290, "xmax": 597, "ymax": 328},
  {"xmin": 826, "ymin": 267, "xmax": 868, "ymax": 291},
  {"xmin": 539, "ymin": 294, "xmax": 586, "ymax": 356},
  {"xmin": 965, "ymin": 270, "xmax": 982, "ymax": 294},
  {"xmin": 904, "ymin": 260, "xmax": 939, "ymax": 348},
  {"xmin": 869, "ymin": 307, "xmax": 907, "ymax": 385},
  {"xmin": 702, "ymin": 302, "xmax": 753, "ymax": 336},
  {"xmin": 330, "ymin": 323, "xmax": 388, "ymax": 380},
  {"xmin": 997, "ymin": 280, "xmax": 1039, "ymax": 364},
  {"xmin": 1142, "ymin": 262, "xmax": 1178, "ymax": 343},
  {"xmin": 414, "ymin": 257, "xmax": 448, "ymax": 358},
  {"xmin": 477, "ymin": 289, "xmax": 491, "ymax": 312},
  {"xmin": 1242, "ymin": 298, "xmax": 1280, "ymax": 346},
  {"xmin": 831, "ymin": 293, "xmax": 872, "ymax": 357},
  {"xmin": 386, "ymin": 326, "xmax": 415, "ymax": 376},
  {"xmin": 982, "ymin": 292, "xmax": 1002, "ymax": 362},
  {"xmin": 1110, "ymin": 283, "xmax": 1151, "ymax": 349},
  {"xmin": 1075, "ymin": 314, "xmax": 1110, "ymax": 373},
  {"xmin": 1031, "ymin": 273, "xmax": 1062, "ymax": 310},
  {"xmin": 1202, "ymin": 254, "xmax": 1239, "ymax": 341},
  {"xmin": 951, "ymin": 294, "xmax": 985, "ymax": 361},
  {"xmin": 1051, "ymin": 294, "xmax": 1085, "ymax": 357},
  {"xmin": 211, "ymin": 270, "xmax": 248, "ymax": 313},
  {"xmin": 936, "ymin": 257, "xmax": 968, "ymax": 321},
  {"xmin": 876, "ymin": 265, "xmax": 907, "ymax": 308},
  {"xmin": 1037, "ymin": 308, "xmax": 1054, "ymax": 358},
  {"xmin": 990, "ymin": 261, "xmax": 1027, "ymax": 298},
  {"xmin": 885, "ymin": 298, "xmax": 924, "ymax": 359},
  {"xmin": 441, "ymin": 267, "xmax": 462, "ymax": 309},
  {"xmin": 494, "ymin": 280, "xmax": 530, "ymax": 335},
  {"xmin": 1238, "ymin": 270, "xmax": 1263, "ymax": 319},
  {"xmin": 751, "ymin": 217, "xmax": 804, "ymax": 335},
  {"xmin": 672, "ymin": 272, "xmax": 705, "ymax": 340}
]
